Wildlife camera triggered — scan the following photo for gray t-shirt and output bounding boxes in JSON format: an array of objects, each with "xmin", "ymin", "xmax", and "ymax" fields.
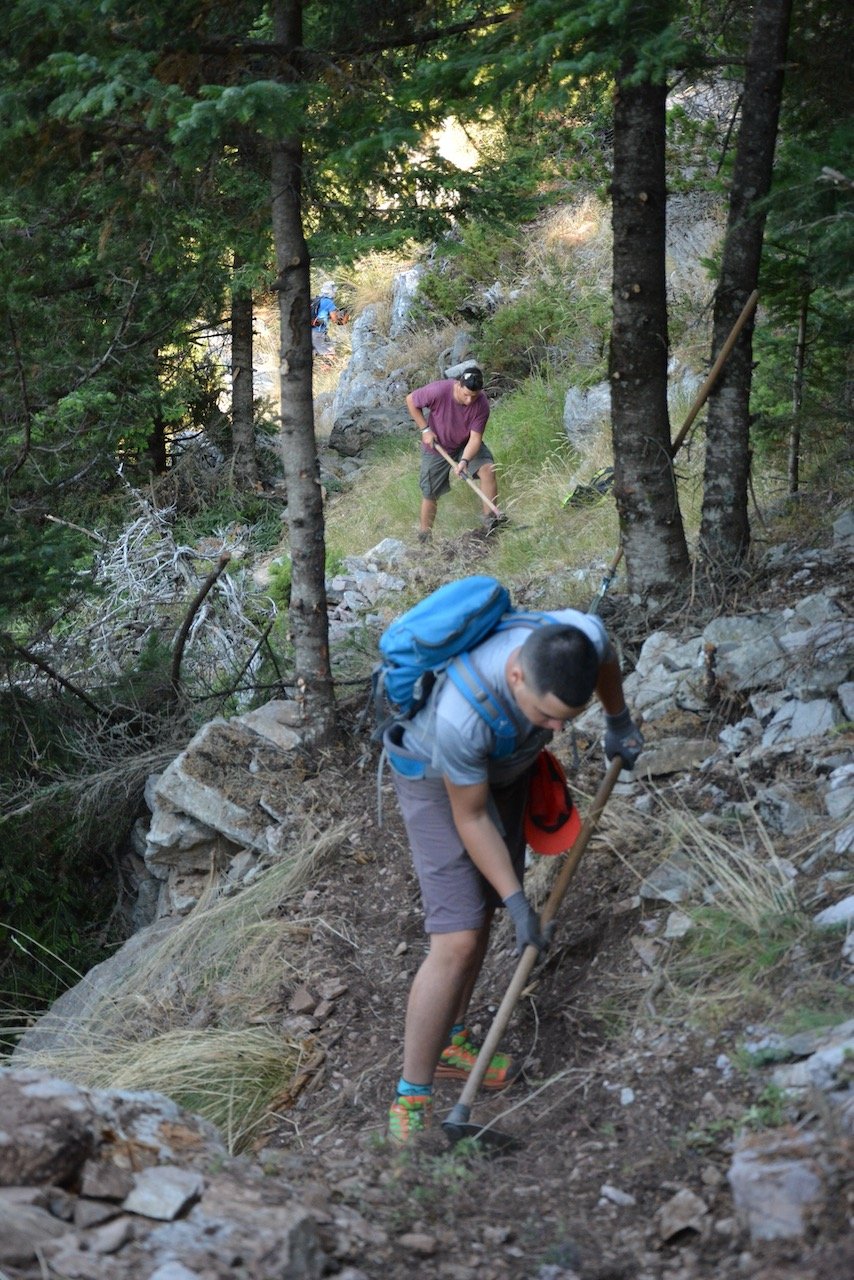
[{"xmin": 400, "ymin": 609, "xmax": 609, "ymax": 787}]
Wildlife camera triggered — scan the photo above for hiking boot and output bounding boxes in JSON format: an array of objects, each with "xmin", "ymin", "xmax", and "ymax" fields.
[
  {"xmin": 434, "ymin": 1030, "xmax": 519, "ymax": 1091},
  {"xmin": 388, "ymin": 1093, "xmax": 432, "ymax": 1145}
]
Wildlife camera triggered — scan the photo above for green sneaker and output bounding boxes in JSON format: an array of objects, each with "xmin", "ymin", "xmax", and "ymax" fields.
[
  {"xmin": 388, "ymin": 1093, "xmax": 432, "ymax": 1145},
  {"xmin": 434, "ymin": 1029, "xmax": 519, "ymax": 1090}
]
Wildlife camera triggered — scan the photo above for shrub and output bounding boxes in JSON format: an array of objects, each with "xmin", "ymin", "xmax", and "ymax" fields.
[
  {"xmin": 414, "ymin": 220, "xmax": 524, "ymax": 322},
  {"xmin": 479, "ymin": 276, "xmax": 610, "ymax": 383}
]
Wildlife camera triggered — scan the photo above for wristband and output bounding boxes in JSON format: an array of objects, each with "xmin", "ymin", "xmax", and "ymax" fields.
[{"xmin": 420, "ymin": 426, "xmax": 430, "ymax": 434}]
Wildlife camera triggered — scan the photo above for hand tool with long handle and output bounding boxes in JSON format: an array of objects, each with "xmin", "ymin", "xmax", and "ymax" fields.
[
  {"xmin": 669, "ymin": 289, "xmax": 758, "ymax": 458},
  {"xmin": 442, "ymin": 755, "xmax": 624, "ymax": 1150},
  {"xmin": 430, "ymin": 440, "xmax": 503, "ymax": 518},
  {"xmin": 589, "ymin": 288, "xmax": 760, "ymax": 611},
  {"xmin": 588, "ymin": 543, "xmax": 625, "ymax": 617}
]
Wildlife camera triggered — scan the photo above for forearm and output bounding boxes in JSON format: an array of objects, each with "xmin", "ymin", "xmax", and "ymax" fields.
[
  {"xmin": 594, "ymin": 651, "xmax": 628, "ymax": 716},
  {"xmin": 406, "ymin": 393, "xmax": 431, "ymax": 437},
  {"xmin": 447, "ymin": 797, "xmax": 521, "ymax": 900},
  {"xmin": 458, "ymin": 431, "xmax": 483, "ymax": 467}
]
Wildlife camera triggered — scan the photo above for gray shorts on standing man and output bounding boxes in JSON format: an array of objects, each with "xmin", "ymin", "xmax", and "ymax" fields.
[{"xmin": 419, "ymin": 440, "xmax": 495, "ymax": 500}]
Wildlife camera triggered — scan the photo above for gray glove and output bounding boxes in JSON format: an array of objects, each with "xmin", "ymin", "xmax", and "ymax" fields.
[
  {"xmin": 503, "ymin": 891, "xmax": 551, "ymax": 956},
  {"xmin": 604, "ymin": 708, "xmax": 644, "ymax": 770}
]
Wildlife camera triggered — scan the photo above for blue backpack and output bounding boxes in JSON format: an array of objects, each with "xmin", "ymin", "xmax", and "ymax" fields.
[{"xmin": 371, "ymin": 575, "xmax": 554, "ymax": 759}]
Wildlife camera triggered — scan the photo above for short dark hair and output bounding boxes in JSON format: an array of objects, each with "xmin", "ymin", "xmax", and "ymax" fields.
[
  {"xmin": 458, "ymin": 368, "xmax": 484, "ymax": 391},
  {"xmin": 519, "ymin": 624, "xmax": 600, "ymax": 708}
]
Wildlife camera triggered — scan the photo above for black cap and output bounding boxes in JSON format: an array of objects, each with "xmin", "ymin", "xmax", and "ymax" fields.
[{"xmin": 458, "ymin": 368, "xmax": 484, "ymax": 391}]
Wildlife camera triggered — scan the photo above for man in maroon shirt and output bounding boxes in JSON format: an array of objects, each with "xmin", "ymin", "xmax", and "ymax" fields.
[{"xmin": 405, "ymin": 368, "xmax": 505, "ymax": 542}]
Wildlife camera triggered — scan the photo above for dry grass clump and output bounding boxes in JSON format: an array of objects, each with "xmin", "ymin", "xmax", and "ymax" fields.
[
  {"xmin": 13, "ymin": 819, "xmax": 354, "ymax": 1151},
  {"xmin": 28, "ymin": 1026, "xmax": 301, "ymax": 1153},
  {"xmin": 527, "ymin": 196, "xmax": 612, "ymax": 285},
  {"xmin": 554, "ymin": 787, "xmax": 847, "ymax": 1038},
  {"xmin": 666, "ymin": 801, "xmax": 799, "ymax": 928},
  {"xmin": 122, "ymin": 865, "xmax": 323, "ymax": 1023},
  {"xmin": 395, "ymin": 321, "xmax": 461, "ymax": 385},
  {"xmin": 332, "ymin": 247, "xmax": 420, "ymax": 325},
  {"xmin": 645, "ymin": 798, "xmax": 836, "ymax": 1025}
]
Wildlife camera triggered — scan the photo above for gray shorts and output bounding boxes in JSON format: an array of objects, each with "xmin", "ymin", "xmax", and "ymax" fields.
[
  {"xmin": 391, "ymin": 771, "xmax": 530, "ymax": 934},
  {"xmin": 419, "ymin": 441, "xmax": 495, "ymax": 500}
]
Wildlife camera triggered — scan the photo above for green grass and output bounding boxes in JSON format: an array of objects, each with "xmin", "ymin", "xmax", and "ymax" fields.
[
  {"xmin": 316, "ymin": 342, "xmax": 723, "ymax": 613},
  {"xmin": 775, "ymin": 1002, "xmax": 854, "ymax": 1038},
  {"xmin": 323, "ymin": 436, "xmax": 422, "ymax": 564},
  {"xmin": 486, "ymin": 372, "xmax": 572, "ymax": 470},
  {"xmin": 674, "ymin": 906, "xmax": 806, "ymax": 989},
  {"xmin": 684, "ymin": 1084, "xmax": 792, "ymax": 1151},
  {"xmin": 321, "ymin": 371, "xmax": 626, "ymax": 611},
  {"xmin": 308, "ymin": 196, "xmax": 850, "ymax": 615}
]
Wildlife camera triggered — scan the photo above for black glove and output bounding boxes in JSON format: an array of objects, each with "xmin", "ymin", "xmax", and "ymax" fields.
[
  {"xmin": 604, "ymin": 708, "xmax": 644, "ymax": 770},
  {"xmin": 503, "ymin": 891, "xmax": 551, "ymax": 956}
]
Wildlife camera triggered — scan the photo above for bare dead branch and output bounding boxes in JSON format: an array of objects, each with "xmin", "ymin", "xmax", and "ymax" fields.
[
  {"xmin": 169, "ymin": 554, "xmax": 232, "ymax": 699},
  {"xmin": 45, "ymin": 514, "xmax": 107, "ymax": 544},
  {"xmin": 1, "ymin": 634, "xmax": 102, "ymax": 714}
]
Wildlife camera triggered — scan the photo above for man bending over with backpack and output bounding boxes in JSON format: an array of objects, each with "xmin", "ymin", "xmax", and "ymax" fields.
[
  {"xmin": 406, "ymin": 366, "xmax": 506, "ymax": 542},
  {"xmin": 383, "ymin": 607, "xmax": 643, "ymax": 1143}
]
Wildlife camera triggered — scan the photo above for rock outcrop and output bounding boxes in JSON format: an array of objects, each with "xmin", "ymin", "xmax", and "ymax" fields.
[{"xmin": 0, "ymin": 1070, "xmax": 325, "ymax": 1280}]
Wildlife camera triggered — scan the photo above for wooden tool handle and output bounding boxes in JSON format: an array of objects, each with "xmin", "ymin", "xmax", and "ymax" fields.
[
  {"xmin": 454, "ymin": 756, "xmax": 624, "ymax": 1109},
  {"xmin": 430, "ymin": 440, "xmax": 503, "ymax": 517}
]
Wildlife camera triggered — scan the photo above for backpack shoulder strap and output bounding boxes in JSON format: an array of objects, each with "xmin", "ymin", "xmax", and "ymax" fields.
[
  {"xmin": 494, "ymin": 608, "xmax": 557, "ymax": 635},
  {"xmin": 446, "ymin": 610, "xmax": 558, "ymax": 759},
  {"xmin": 446, "ymin": 654, "xmax": 520, "ymax": 759}
]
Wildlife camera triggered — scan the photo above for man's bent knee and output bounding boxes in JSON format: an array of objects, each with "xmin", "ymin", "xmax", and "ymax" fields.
[{"xmin": 428, "ymin": 929, "xmax": 482, "ymax": 969}]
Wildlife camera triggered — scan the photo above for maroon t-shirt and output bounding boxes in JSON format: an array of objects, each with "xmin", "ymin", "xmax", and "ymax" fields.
[{"xmin": 411, "ymin": 380, "xmax": 489, "ymax": 451}]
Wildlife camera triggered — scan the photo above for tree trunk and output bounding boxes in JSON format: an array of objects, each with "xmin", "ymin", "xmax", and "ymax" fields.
[
  {"xmin": 143, "ymin": 380, "xmax": 168, "ymax": 475},
  {"xmin": 230, "ymin": 255, "xmax": 260, "ymax": 489},
  {"xmin": 269, "ymin": 0, "xmax": 334, "ymax": 736},
  {"xmin": 700, "ymin": 0, "xmax": 793, "ymax": 566},
  {"xmin": 609, "ymin": 70, "xmax": 690, "ymax": 601},
  {"xmin": 787, "ymin": 288, "xmax": 808, "ymax": 494}
]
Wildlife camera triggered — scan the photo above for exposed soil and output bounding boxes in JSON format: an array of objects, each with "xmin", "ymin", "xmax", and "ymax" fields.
[{"xmin": 256, "ymin": 660, "xmax": 853, "ymax": 1280}]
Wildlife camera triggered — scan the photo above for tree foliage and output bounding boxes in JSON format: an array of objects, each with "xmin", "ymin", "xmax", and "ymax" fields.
[
  {"xmin": 0, "ymin": 0, "xmax": 846, "ymax": 641},
  {"xmin": 750, "ymin": 0, "xmax": 853, "ymax": 450}
]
